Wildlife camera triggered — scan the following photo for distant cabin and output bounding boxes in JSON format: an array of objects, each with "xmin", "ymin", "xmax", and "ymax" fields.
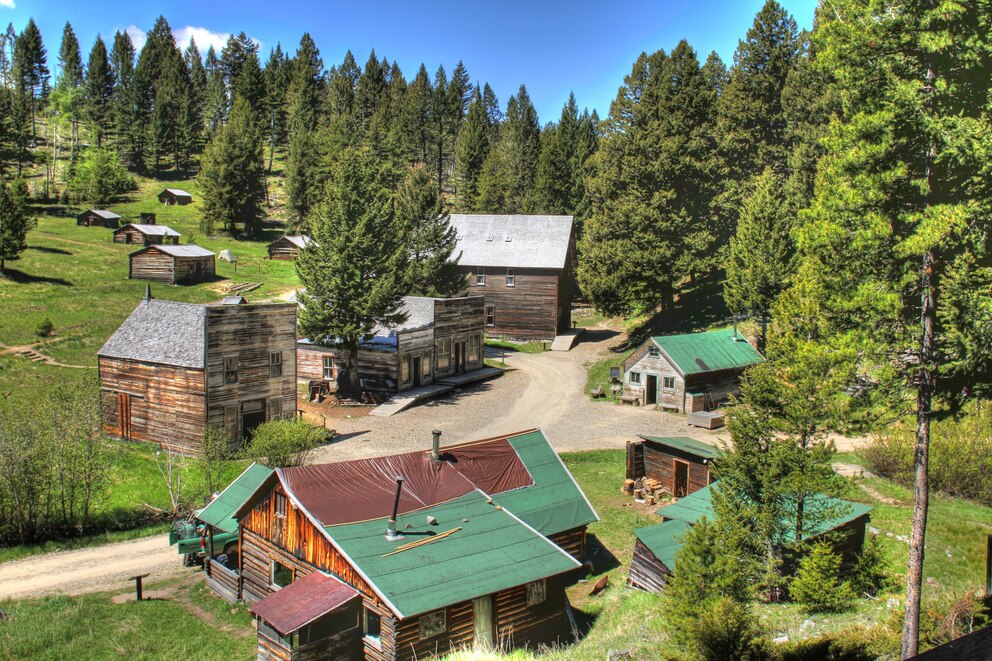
[
  {"xmin": 622, "ymin": 329, "xmax": 763, "ymax": 412},
  {"xmin": 98, "ymin": 297, "xmax": 298, "ymax": 454},
  {"xmin": 139, "ymin": 212, "xmax": 157, "ymax": 224},
  {"xmin": 158, "ymin": 188, "xmax": 193, "ymax": 205},
  {"xmin": 627, "ymin": 483, "xmax": 873, "ymax": 594},
  {"xmin": 129, "ymin": 244, "xmax": 215, "ymax": 285},
  {"xmin": 267, "ymin": 235, "xmax": 314, "ymax": 260},
  {"xmin": 298, "ymin": 295, "xmax": 485, "ymax": 394},
  {"xmin": 451, "ymin": 214, "xmax": 576, "ymax": 340},
  {"xmin": 626, "ymin": 436, "xmax": 717, "ymax": 498},
  {"xmin": 77, "ymin": 209, "xmax": 121, "ymax": 228},
  {"xmin": 113, "ymin": 223, "xmax": 181, "ymax": 246}
]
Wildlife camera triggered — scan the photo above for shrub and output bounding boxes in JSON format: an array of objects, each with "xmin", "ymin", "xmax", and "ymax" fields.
[
  {"xmin": 36, "ymin": 318, "xmax": 54, "ymax": 337},
  {"xmin": 243, "ymin": 418, "xmax": 328, "ymax": 467},
  {"xmin": 69, "ymin": 148, "xmax": 136, "ymax": 206},
  {"xmin": 775, "ymin": 625, "xmax": 897, "ymax": 660},
  {"xmin": 694, "ymin": 597, "xmax": 769, "ymax": 661},
  {"xmin": 789, "ymin": 542, "xmax": 855, "ymax": 613},
  {"xmin": 848, "ymin": 533, "xmax": 890, "ymax": 598}
]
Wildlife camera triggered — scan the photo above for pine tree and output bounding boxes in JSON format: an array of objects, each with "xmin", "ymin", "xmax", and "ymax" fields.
[
  {"xmin": 220, "ymin": 32, "xmax": 259, "ymax": 101},
  {"xmin": 183, "ymin": 39, "xmax": 207, "ymax": 158},
  {"xmin": 109, "ymin": 31, "xmax": 137, "ymax": 163},
  {"xmin": 85, "ymin": 36, "xmax": 114, "ymax": 148},
  {"xmin": 454, "ymin": 86, "xmax": 491, "ymax": 212},
  {"xmin": 296, "ymin": 147, "xmax": 409, "ymax": 394},
  {"xmin": 533, "ymin": 92, "xmax": 593, "ymax": 215},
  {"xmin": 285, "ymin": 129, "xmax": 319, "ymax": 228},
  {"xmin": 13, "ymin": 19, "xmax": 49, "ymax": 146},
  {"xmin": 788, "ymin": 542, "xmax": 855, "ymax": 612},
  {"xmin": 0, "ymin": 177, "xmax": 30, "ymax": 273},
  {"xmin": 354, "ymin": 50, "xmax": 386, "ymax": 130},
  {"xmin": 285, "ymin": 33, "xmax": 322, "ymax": 138},
  {"xmin": 57, "ymin": 23, "xmax": 83, "ymax": 88},
  {"xmin": 723, "ymin": 168, "xmax": 792, "ymax": 350},
  {"xmin": 396, "ymin": 163, "xmax": 462, "ymax": 297},
  {"xmin": 203, "ymin": 46, "xmax": 226, "ymax": 134},
  {"xmin": 701, "ymin": 51, "xmax": 729, "ymax": 97},
  {"xmin": 263, "ymin": 44, "xmax": 290, "ymax": 172},
  {"xmin": 502, "ymin": 85, "xmax": 541, "ymax": 212},
  {"xmin": 400, "ymin": 64, "xmax": 432, "ymax": 164},
  {"xmin": 199, "ymin": 97, "xmax": 265, "ymax": 237},
  {"xmin": 327, "ymin": 50, "xmax": 359, "ymax": 118},
  {"xmin": 234, "ymin": 51, "xmax": 265, "ymax": 118}
]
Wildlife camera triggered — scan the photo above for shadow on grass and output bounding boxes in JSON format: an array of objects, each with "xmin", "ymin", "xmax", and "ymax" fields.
[
  {"xmin": 0, "ymin": 268, "xmax": 72, "ymax": 286},
  {"xmin": 585, "ymin": 532, "xmax": 622, "ymax": 574},
  {"xmin": 29, "ymin": 245, "xmax": 72, "ymax": 255}
]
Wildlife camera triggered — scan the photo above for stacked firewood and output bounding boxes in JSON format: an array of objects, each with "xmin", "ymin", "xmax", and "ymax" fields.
[{"xmin": 621, "ymin": 477, "xmax": 668, "ymax": 504}]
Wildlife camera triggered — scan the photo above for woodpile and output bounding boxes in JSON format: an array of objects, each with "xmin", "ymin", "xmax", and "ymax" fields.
[{"xmin": 621, "ymin": 477, "xmax": 669, "ymax": 505}]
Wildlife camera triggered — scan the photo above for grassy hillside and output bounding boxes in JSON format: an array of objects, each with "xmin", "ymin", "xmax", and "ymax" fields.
[{"xmin": 0, "ymin": 173, "xmax": 300, "ymax": 404}]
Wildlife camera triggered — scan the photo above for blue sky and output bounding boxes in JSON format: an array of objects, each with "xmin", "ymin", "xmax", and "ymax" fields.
[{"xmin": 2, "ymin": 0, "xmax": 816, "ymax": 122}]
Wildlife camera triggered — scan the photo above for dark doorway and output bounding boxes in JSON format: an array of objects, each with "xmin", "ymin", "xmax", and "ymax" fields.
[
  {"xmin": 454, "ymin": 342, "xmax": 464, "ymax": 374},
  {"xmin": 413, "ymin": 356, "xmax": 422, "ymax": 387},
  {"xmin": 241, "ymin": 400, "xmax": 266, "ymax": 443},
  {"xmin": 674, "ymin": 460, "xmax": 689, "ymax": 498},
  {"xmin": 645, "ymin": 375, "xmax": 658, "ymax": 405}
]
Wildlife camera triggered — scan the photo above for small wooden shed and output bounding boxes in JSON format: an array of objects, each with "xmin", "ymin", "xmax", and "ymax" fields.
[
  {"xmin": 77, "ymin": 209, "xmax": 121, "ymax": 228},
  {"xmin": 622, "ymin": 329, "xmax": 763, "ymax": 412},
  {"xmin": 267, "ymin": 235, "xmax": 314, "ymax": 260},
  {"xmin": 129, "ymin": 244, "xmax": 216, "ymax": 284},
  {"xmin": 158, "ymin": 188, "xmax": 193, "ymax": 205},
  {"xmin": 626, "ymin": 436, "xmax": 717, "ymax": 498},
  {"xmin": 113, "ymin": 223, "xmax": 181, "ymax": 246}
]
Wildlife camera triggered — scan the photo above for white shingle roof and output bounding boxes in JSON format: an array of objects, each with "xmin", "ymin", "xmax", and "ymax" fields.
[
  {"xmin": 274, "ymin": 235, "xmax": 315, "ymax": 250},
  {"xmin": 449, "ymin": 214, "xmax": 574, "ymax": 269},
  {"xmin": 86, "ymin": 209, "xmax": 121, "ymax": 219},
  {"xmin": 118, "ymin": 224, "xmax": 180, "ymax": 237},
  {"xmin": 147, "ymin": 244, "xmax": 215, "ymax": 257}
]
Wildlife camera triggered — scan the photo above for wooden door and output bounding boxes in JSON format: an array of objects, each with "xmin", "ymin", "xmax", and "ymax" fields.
[
  {"xmin": 645, "ymin": 375, "xmax": 658, "ymax": 405},
  {"xmin": 473, "ymin": 595, "xmax": 495, "ymax": 646},
  {"xmin": 117, "ymin": 393, "xmax": 132, "ymax": 441},
  {"xmin": 674, "ymin": 460, "xmax": 689, "ymax": 497}
]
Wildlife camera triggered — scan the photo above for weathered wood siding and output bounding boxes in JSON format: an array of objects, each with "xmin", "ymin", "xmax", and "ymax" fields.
[
  {"xmin": 268, "ymin": 240, "xmax": 301, "ymax": 260},
  {"xmin": 99, "ymin": 357, "xmax": 207, "ymax": 453},
  {"xmin": 433, "ymin": 297, "xmax": 485, "ymax": 377},
  {"xmin": 684, "ymin": 370, "xmax": 745, "ymax": 409},
  {"xmin": 204, "ymin": 304, "xmax": 297, "ymax": 443},
  {"xmin": 77, "ymin": 212, "xmax": 118, "ymax": 227},
  {"xmin": 393, "ymin": 601, "xmax": 474, "ymax": 660},
  {"xmin": 549, "ymin": 527, "xmax": 587, "ymax": 561},
  {"xmin": 205, "ymin": 558, "xmax": 241, "ymax": 602},
  {"xmin": 129, "ymin": 249, "xmax": 214, "ymax": 285},
  {"xmin": 297, "ymin": 344, "xmax": 341, "ymax": 382},
  {"xmin": 174, "ymin": 255, "xmax": 215, "ymax": 284},
  {"xmin": 256, "ymin": 607, "xmax": 364, "ymax": 661},
  {"xmin": 640, "ymin": 441, "xmax": 711, "ymax": 496},
  {"xmin": 114, "ymin": 226, "xmax": 165, "ymax": 245},
  {"xmin": 159, "ymin": 192, "xmax": 192, "ymax": 205},
  {"xmin": 458, "ymin": 266, "xmax": 564, "ymax": 340},
  {"xmin": 494, "ymin": 577, "xmax": 573, "ymax": 651},
  {"xmin": 627, "ymin": 539, "xmax": 671, "ymax": 593},
  {"xmin": 622, "ymin": 344, "xmax": 685, "ymax": 410}
]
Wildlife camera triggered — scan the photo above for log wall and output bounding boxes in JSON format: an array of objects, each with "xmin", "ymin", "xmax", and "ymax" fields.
[
  {"xmin": 114, "ymin": 226, "xmax": 170, "ymax": 246},
  {"xmin": 457, "ymin": 266, "xmax": 564, "ymax": 340},
  {"xmin": 205, "ymin": 558, "xmax": 241, "ymax": 603},
  {"xmin": 98, "ymin": 357, "xmax": 207, "ymax": 453},
  {"xmin": 393, "ymin": 601, "xmax": 474, "ymax": 661},
  {"xmin": 129, "ymin": 249, "xmax": 177, "ymax": 283},
  {"xmin": 549, "ymin": 527, "xmax": 587, "ymax": 561},
  {"xmin": 493, "ymin": 577, "xmax": 573, "ymax": 651},
  {"xmin": 268, "ymin": 240, "xmax": 301, "ymax": 260},
  {"xmin": 626, "ymin": 539, "xmax": 671, "ymax": 593},
  {"xmin": 173, "ymin": 255, "xmax": 215, "ymax": 284},
  {"xmin": 641, "ymin": 442, "xmax": 711, "ymax": 496}
]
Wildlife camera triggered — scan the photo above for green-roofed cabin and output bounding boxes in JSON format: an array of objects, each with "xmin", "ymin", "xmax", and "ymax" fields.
[
  {"xmin": 621, "ymin": 329, "xmax": 763, "ymax": 413},
  {"xmin": 626, "ymin": 436, "xmax": 718, "ymax": 497},
  {"xmin": 234, "ymin": 429, "xmax": 598, "ymax": 661},
  {"xmin": 627, "ymin": 483, "xmax": 873, "ymax": 594}
]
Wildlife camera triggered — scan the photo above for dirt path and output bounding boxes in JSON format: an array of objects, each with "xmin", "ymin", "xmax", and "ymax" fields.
[
  {"xmin": 0, "ymin": 340, "xmax": 96, "ymax": 370},
  {"xmin": 0, "ymin": 533, "xmax": 182, "ymax": 600}
]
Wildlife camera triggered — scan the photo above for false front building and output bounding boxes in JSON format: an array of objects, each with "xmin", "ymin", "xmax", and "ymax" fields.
[
  {"xmin": 450, "ymin": 214, "xmax": 576, "ymax": 341},
  {"xmin": 236, "ymin": 429, "xmax": 599, "ymax": 660},
  {"xmin": 98, "ymin": 295, "xmax": 297, "ymax": 454}
]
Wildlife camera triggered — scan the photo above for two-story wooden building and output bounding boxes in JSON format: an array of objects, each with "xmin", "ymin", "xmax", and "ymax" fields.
[
  {"xmin": 98, "ymin": 294, "xmax": 298, "ymax": 454},
  {"xmin": 297, "ymin": 295, "xmax": 485, "ymax": 394},
  {"xmin": 450, "ymin": 214, "xmax": 576, "ymax": 341},
  {"xmin": 231, "ymin": 429, "xmax": 599, "ymax": 660},
  {"xmin": 621, "ymin": 328, "xmax": 763, "ymax": 412}
]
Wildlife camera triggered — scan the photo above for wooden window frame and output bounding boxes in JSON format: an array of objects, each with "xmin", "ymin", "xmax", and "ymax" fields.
[
  {"xmin": 648, "ymin": 345, "xmax": 661, "ymax": 358},
  {"xmin": 526, "ymin": 579, "xmax": 546, "ymax": 606},
  {"xmin": 363, "ymin": 608, "xmax": 382, "ymax": 647},
  {"xmin": 629, "ymin": 371, "xmax": 641, "ymax": 385},
  {"xmin": 485, "ymin": 305, "xmax": 495, "ymax": 328},
  {"xmin": 269, "ymin": 351, "xmax": 283, "ymax": 378},
  {"xmin": 322, "ymin": 355, "xmax": 334, "ymax": 380},
  {"xmin": 662, "ymin": 375, "xmax": 676, "ymax": 391},
  {"xmin": 469, "ymin": 334, "xmax": 482, "ymax": 362},
  {"xmin": 418, "ymin": 609, "xmax": 447, "ymax": 640},
  {"xmin": 224, "ymin": 355, "xmax": 239, "ymax": 384},
  {"xmin": 270, "ymin": 558, "xmax": 294, "ymax": 589},
  {"xmin": 268, "ymin": 396, "xmax": 283, "ymax": 420},
  {"xmin": 437, "ymin": 338, "xmax": 451, "ymax": 370},
  {"xmin": 421, "ymin": 350, "xmax": 432, "ymax": 377},
  {"xmin": 505, "ymin": 268, "xmax": 515, "ymax": 287},
  {"xmin": 401, "ymin": 354, "xmax": 411, "ymax": 384},
  {"xmin": 475, "ymin": 267, "xmax": 486, "ymax": 286}
]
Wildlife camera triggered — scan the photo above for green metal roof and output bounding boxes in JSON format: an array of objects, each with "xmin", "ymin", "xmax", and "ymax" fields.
[
  {"xmin": 325, "ymin": 490, "xmax": 580, "ymax": 618},
  {"xmin": 634, "ymin": 519, "xmax": 691, "ymax": 569},
  {"xmin": 497, "ymin": 430, "xmax": 600, "ymax": 536},
  {"xmin": 197, "ymin": 463, "xmax": 274, "ymax": 534},
  {"xmin": 652, "ymin": 328, "xmax": 763, "ymax": 376},
  {"xmin": 639, "ymin": 435, "xmax": 720, "ymax": 460}
]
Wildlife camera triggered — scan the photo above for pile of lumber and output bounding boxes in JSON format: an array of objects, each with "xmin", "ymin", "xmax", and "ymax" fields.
[{"xmin": 621, "ymin": 477, "xmax": 668, "ymax": 504}]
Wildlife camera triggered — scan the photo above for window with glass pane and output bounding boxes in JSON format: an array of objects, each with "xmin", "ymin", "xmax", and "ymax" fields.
[
  {"xmin": 437, "ymin": 339, "xmax": 451, "ymax": 370},
  {"xmin": 526, "ymin": 580, "xmax": 546, "ymax": 606},
  {"xmin": 322, "ymin": 355, "xmax": 334, "ymax": 379},
  {"xmin": 224, "ymin": 355, "xmax": 238, "ymax": 384},
  {"xmin": 270, "ymin": 560, "xmax": 292, "ymax": 588},
  {"xmin": 662, "ymin": 376, "xmax": 676, "ymax": 390},
  {"xmin": 506, "ymin": 269, "xmax": 515, "ymax": 286},
  {"xmin": 475, "ymin": 267, "xmax": 485, "ymax": 285},
  {"xmin": 630, "ymin": 372, "xmax": 641, "ymax": 384},
  {"xmin": 269, "ymin": 351, "xmax": 282, "ymax": 378},
  {"xmin": 485, "ymin": 305, "xmax": 495, "ymax": 327},
  {"xmin": 419, "ymin": 610, "xmax": 446, "ymax": 639},
  {"xmin": 364, "ymin": 608, "xmax": 381, "ymax": 643}
]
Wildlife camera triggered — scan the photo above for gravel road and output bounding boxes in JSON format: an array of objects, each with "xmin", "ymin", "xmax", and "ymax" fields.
[{"xmin": 311, "ymin": 327, "xmax": 729, "ymax": 463}]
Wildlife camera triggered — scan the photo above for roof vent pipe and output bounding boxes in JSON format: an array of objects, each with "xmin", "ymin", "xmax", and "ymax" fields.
[
  {"xmin": 385, "ymin": 476, "xmax": 405, "ymax": 542},
  {"xmin": 431, "ymin": 430, "xmax": 442, "ymax": 462},
  {"xmin": 144, "ymin": 284, "xmax": 153, "ymax": 303}
]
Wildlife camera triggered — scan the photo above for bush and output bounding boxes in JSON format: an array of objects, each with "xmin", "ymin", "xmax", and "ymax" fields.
[
  {"xmin": 36, "ymin": 318, "xmax": 54, "ymax": 337},
  {"xmin": 789, "ymin": 543, "xmax": 855, "ymax": 613},
  {"xmin": 693, "ymin": 597, "xmax": 769, "ymax": 661},
  {"xmin": 862, "ymin": 402, "xmax": 992, "ymax": 505},
  {"xmin": 848, "ymin": 533, "xmax": 890, "ymax": 598},
  {"xmin": 243, "ymin": 418, "xmax": 328, "ymax": 467},
  {"xmin": 775, "ymin": 625, "xmax": 898, "ymax": 660},
  {"xmin": 69, "ymin": 147, "xmax": 136, "ymax": 206}
]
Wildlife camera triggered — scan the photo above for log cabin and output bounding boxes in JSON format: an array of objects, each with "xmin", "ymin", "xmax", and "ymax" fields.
[
  {"xmin": 627, "ymin": 483, "xmax": 873, "ymax": 593},
  {"xmin": 98, "ymin": 295, "xmax": 298, "ymax": 454},
  {"xmin": 158, "ymin": 188, "xmax": 193, "ymax": 205},
  {"xmin": 128, "ymin": 244, "xmax": 216, "ymax": 285},
  {"xmin": 450, "ymin": 214, "xmax": 576, "ymax": 341},
  {"xmin": 267, "ymin": 235, "xmax": 314, "ymax": 260},
  {"xmin": 625, "ymin": 436, "xmax": 717, "ymax": 498},
  {"xmin": 76, "ymin": 209, "xmax": 121, "ymax": 228},
  {"xmin": 113, "ymin": 223, "xmax": 181, "ymax": 246},
  {"xmin": 621, "ymin": 328, "xmax": 763, "ymax": 412},
  {"xmin": 233, "ymin": 428, "xmax": 599, "ymax": 661},
  {"xmin": 297, "ymin": 295, "xmax": 485, "ymax": 395}
]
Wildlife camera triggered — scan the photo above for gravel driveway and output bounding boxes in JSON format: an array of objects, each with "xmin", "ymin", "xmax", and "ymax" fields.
[{"xmin": 311, "ymin": 328, "xmax": 729, "ymax": 462}]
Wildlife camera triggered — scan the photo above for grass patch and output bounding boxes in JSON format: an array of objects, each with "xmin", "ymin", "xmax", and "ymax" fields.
[
  {"xmin": 0, "ymin": 578, "xmax": 256, "ymax": 660},
  {"xmin": 485, "ymin": 338, "xmax": 547, "ymax": 354},
  {"xmin": 583, "ymin": 345, "xmax": 635, "ymax": 402}
]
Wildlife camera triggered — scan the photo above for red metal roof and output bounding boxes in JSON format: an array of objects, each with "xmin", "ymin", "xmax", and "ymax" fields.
[
  {"xmin": 249, "ymin": 572, "xmax": 359, "ymax": 635},
  {"xmin": 279, "ymin": 438, "xmax": 533, "ymax": 526}
]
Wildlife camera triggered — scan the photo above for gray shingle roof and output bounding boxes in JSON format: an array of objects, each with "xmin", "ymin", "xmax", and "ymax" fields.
[
  {"xmin": 270, "ymin": 235, "xmax": 314, "ymax": 250},
  {"xmin": 116, "ymin": 223, "xmax": 180, "ymax": 237},
  {"xmin": 162, "ymin": 188, "xmax": 192, "ymax": 197},
  {"xmin": 449, "ymin": 214, "xmax": 574, "ymax": 269},
  {"xmin": 146, "ymin": 244, "xmax": 215, "ymax": 257},
  {"xmin": 372, "ymin": 296, "xmax": 436, "ymax": 335},
  {"xmin": 85, "ymin": 209, "xmax": 121, "ymax": 220},
  {"xmin": 98, "ymin": 299, "xmax": 206, "ymax": 368}
]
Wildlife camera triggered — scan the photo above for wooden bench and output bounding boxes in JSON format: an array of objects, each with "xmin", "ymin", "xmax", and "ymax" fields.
[{"xmin": 620, "ymin": 395, "xmax": 640, "ymax": 406}]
